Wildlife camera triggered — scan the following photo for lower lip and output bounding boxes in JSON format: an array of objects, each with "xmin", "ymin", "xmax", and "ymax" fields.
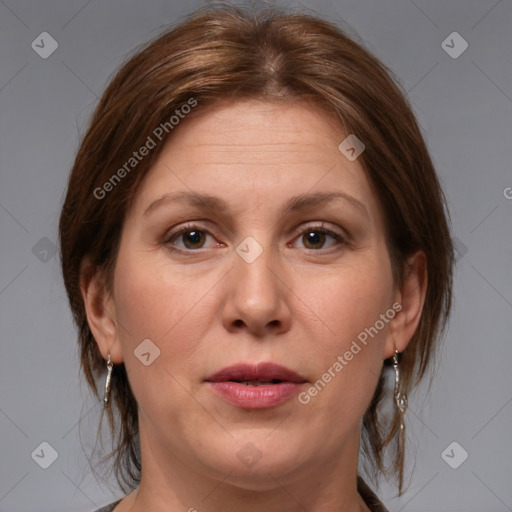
[{"xmin": 206, "ymin": 381, "xmax": 305, "ymax": 409}]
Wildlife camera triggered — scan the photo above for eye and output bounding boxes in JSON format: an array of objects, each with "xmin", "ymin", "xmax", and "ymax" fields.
[
  {"xmin": 291, "ymin": 225, "xmax": 345, "ymax": 250},
  {"xmin": 164, "ymin": 225, "xmax": 220, "ymax": 251}
]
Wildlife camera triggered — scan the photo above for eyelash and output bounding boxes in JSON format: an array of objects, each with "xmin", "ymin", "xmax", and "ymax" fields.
[{"xmin": 163, "ymin": 222, "xmax": 347, "ymax": 253}]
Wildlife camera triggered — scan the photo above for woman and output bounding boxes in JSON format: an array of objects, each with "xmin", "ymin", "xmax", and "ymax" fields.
[{"xmin": 59, "ymin": 5, "xmax": 453, "ymax": 511}]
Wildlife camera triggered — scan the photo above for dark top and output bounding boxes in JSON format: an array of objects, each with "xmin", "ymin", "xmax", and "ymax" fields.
[{"xmin": 93, "ymin": 476, "xmax": 388, "ymax": 512}]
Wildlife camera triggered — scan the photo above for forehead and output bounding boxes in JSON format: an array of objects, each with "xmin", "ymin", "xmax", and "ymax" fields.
[
  {"xmin": 128, "ymin": 99, "xmax": 382, "ymax": 225},
  {"xmin": 165, "ymin": 99, "xmax": 345, "ymax": 165}
]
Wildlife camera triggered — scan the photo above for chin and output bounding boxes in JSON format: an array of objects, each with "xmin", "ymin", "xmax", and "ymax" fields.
[
  {"xmin": 222, "ymin": 462, "xmax": 299, "ymax": 492},
  {"xmin": 199, "ymin": 435, "xmax": 308, "ymax": 489}
]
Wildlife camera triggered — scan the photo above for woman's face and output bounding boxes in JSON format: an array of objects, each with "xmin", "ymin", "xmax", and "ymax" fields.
[{"xmin": 94, "ymin": 99, "xmax": 408, "ymax": 489}]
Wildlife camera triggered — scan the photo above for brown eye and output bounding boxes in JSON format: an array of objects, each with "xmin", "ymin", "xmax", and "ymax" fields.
[
  {"xmin": 302, "ymin": 230, "xmax": 326, "ymax": 249},
  {"xmin": 292, "ymin": 226, "xmax": 345, "ymax": 251},
  {"xmin": 180, "ymin": 230, "xmax": 206, "ymax": 249},
  {"xmin": 165, "ymin": 226, "xmax": 215, "ymax": 251}
]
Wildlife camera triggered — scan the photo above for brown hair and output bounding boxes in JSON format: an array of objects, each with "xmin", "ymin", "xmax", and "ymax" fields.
[{"xmin": 59, "ymin": 4, "xmax": 453, "ymax": 497}]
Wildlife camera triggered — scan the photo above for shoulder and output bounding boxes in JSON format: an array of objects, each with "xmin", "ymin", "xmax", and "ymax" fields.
[{"xmin": 93, "ymin": 499, "xmax": 122, "ymax": 512}]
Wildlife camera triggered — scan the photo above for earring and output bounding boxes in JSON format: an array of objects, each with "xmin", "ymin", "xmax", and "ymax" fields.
[
  {"xmin": 103, "ymin": 353, "xmax": 113, "ymax": 406},
  {"xmin": 393, "ymin": 349, "xmax": 407, "ymax": 490},
  {"xmin": 392, "ymin": 349, "xmax": 408, "ymax": 415}
]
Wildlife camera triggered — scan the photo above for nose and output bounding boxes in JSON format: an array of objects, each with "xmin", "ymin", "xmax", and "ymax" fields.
[{"xmin": 221, "ymin": 242, "xmax": 292, "ymax": 337}]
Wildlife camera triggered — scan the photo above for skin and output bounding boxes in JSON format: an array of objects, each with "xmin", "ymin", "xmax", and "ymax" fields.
[{"xmin": 82, "ymin": 99, "xmax": 427, "ymax": 512}]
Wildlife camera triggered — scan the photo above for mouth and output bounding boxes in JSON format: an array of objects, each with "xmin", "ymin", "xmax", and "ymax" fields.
[
  {"xmin": 228, "ymin": 379, "xmax": 286, "ymax": 386},
  {"xmin": 205, "ymin": 362, "xmax": 307, "ymax": 385},
  {"xmin": 205, "ymin": 362, "xmax": 307, "ymax": 409}
]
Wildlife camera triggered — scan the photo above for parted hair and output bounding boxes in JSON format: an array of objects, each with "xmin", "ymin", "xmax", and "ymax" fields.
[{"xmin": 59, "ymin": 4, "xmax": 453, "ymax": 497}]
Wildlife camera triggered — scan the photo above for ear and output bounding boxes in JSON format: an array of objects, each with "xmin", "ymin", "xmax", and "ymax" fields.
[
  {"xmin": 80, "ymin": 258, "xmax": 124, "ymax": 364},
  {"xmin": 384, "ymin": 250, "xmax": 427, "ymax": 359}
]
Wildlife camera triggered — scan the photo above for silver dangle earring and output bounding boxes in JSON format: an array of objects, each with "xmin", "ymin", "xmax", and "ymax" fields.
[
  {"xmin": 103, "ymin": 353, "xmax": 113, "ymax": 406},
  {"xmin": 393, "ymin": 349, "xmax": 408, "ymax": 416},
  {"xmin": 393, "ymin": 349, "xmax": 407, "ymax": 490}
]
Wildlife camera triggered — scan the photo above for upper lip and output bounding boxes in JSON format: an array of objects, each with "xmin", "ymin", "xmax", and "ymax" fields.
[{"xmin": 206, "ymin": 362, "xmax": 307, "ymax": 383}]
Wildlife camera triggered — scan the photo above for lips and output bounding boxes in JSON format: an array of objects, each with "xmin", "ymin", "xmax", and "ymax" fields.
[
  {"xmin": 205, "ymin": 362, "xmax": 307, "ymax": 385},
  {"xmin": 205, "ymin": 362, "xmax": 307, "ymax": 409}
]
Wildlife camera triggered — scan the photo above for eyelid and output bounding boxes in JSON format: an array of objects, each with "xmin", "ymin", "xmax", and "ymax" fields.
[
  {"xmin": 289, "ymin": 222, "xmax": 348, "ymax": 249},
  {"xmin": 163, "ymin": 222, "xmax": 221, "ymax": 250},
  {"xmin": 163, "ymin": 220, "xmax": 348, "ymax": 252},
  {"xmin": 297, "ymin": 221, "xmax": 349, "ymax": 239}
]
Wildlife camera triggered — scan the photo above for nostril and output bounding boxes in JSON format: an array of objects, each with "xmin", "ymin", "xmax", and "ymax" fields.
[{"xmin": 233, "ymin": 319, "xmax": 244, "ymax": 328}]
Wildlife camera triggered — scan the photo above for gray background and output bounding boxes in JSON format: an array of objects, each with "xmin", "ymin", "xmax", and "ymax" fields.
[{"xmin": 0, "ymin": 0, "xmax": 511, "ymax": 511}]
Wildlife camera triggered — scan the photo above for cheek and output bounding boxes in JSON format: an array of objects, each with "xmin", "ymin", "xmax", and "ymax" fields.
[
  {"xmin": 110, "ymin": 250, "xmax": 212, "ymax": 422},
  {"xmin": 294, "ymin": 254, "xmax": 394, "ymax": 414},
  {"xmin": 113, "ymin": 247, "xmax": 202, "ymax": 337},
  {"xmin": 111, "ymin": 248, "xmax": 215, "ymax": 378},
  {"xmin": 299, "ymin": 256, "xmax": 394, "ymax": 345}
]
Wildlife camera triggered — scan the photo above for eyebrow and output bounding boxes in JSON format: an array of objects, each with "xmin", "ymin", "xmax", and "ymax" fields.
[{"xmin": 143, "ymin": 190, "xmax": 369, "ymax": 219}]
